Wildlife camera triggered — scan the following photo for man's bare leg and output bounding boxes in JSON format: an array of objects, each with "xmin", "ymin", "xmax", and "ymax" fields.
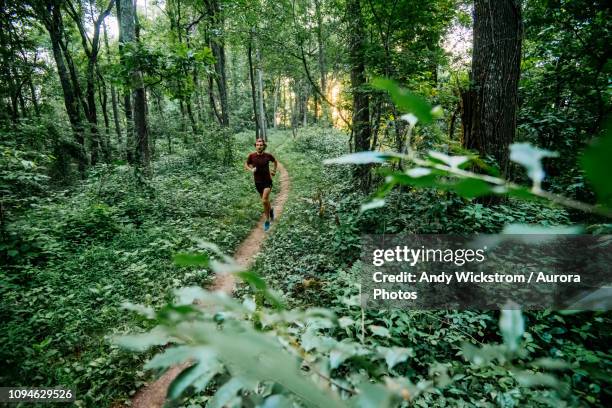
[{"xmin": 262, "ymin": 187, "xmax": 271, "ymax": 220}]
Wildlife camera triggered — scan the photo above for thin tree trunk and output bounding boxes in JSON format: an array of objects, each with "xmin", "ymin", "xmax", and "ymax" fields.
[
  {"xmin": 186, "ymin": 99, "xmax": 198, "ymax": 134},
  {"xmin": 97, "ymin": 71, "xmax": 112, "ymax": 161},
  {"xmin": 272, "ymin": 76, "xmax": 280, "ymax": 128},
  {"xmin": 256, "ymin": 46, "xmax": 267, "ymax": 140},
  {"xmin": 314, "ymin": 0, "xmax": 330, "ymax": 124},
  {"xmin": 208, "ymin": 75, "xmax": 223, "ymax": 124},
  {"xmin": 28, "ymin": 80, "xmax": 40, "ymax": 116},
  {"xmin": 103, "ymin": 20, "xmax": 122, "ymax": 147},
  {"xmin": 247, "ymin": 36, "xmax": 260, "ymax": 139},
  {"xmin": 302, "ymin": 84, "xmax": 308, "ymax": 127}
]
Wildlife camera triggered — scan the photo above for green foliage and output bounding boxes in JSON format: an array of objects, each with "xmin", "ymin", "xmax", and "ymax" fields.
[
  {"xmin": 0, "ymin": 132, "xmax": 265, "ymax": 406},
  {"xmin": 371, "ymin": 78, "xmax": 435, "ymax": 124},
  {"xmin": 329, "ymin": 80, "xmax": 612, "ymax": 219},
  {"xmin": 1, "ymin": 0, "xmax": 609, "ymax": 405},
  {"xmin": 519, "ymin": 0, "xmax": 611, "ymax": 201},
  {"xmin": 580, "ymin": 120, "xmax": 612, "ymax": 207},
  {"xmin": 119, "ymin": 241, "xmax": 599, "ymax": 407},
  {"xmin": 241, "ymin": 130, "xmax": 608, "ymax": 407}
]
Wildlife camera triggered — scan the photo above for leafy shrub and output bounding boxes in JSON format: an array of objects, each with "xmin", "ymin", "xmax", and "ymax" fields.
[{"xmin": 61, "ymin": 203, "xmax": 122, "ymax": 244}]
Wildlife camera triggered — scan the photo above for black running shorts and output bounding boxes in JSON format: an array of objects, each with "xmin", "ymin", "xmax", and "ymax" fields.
[{"xmin": 255, "ymin": 181, "xmax": 272, "ymax": 196}]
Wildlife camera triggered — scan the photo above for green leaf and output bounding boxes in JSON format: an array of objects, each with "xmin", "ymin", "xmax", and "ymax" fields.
[
  {"xmin": 580, "ymin": 119, "xmax": 612, "ymax": 207},
  {"xmin": 121, "ymin": 302, "xmax": 155, "ymax": 319},
  {"xmin": 405, "ymin": 167, "xmax": 431, "ymax": 178},
  {"xmin": 514, "ymin": 371, "xmax": 559, "ymax": 388},
  {"xmin": 168, "ymin": 362, "xmax": 221, "ymax": 400},
  {"xmin": 329, "ymin": 342, "xmax": 357, "ymax": 369},
  {"xmin": 378, "ymin": 346, "xmax": 413, "ymax": 370},
  {"xmin": 499, "ymin": 307, "xmax": 524, "ymax": 353},
  {"xmin": 427, "ymin": 151, "xmax": 470, "ymax": 169},
  {"xmin": 360, "ymin": 198, "xmax": 385, "ymax": 213},
  {"xmin": 338, "ymin": 317, "xmax": 355, "ymax": 328},
  {"xmin": 300, "ymin": 331, "xmax": 323, "ymax": 352},
  {"xmin": 371, "ymin": 77, "xmax": 433, "ymax": 124},
  {"xmin": 174, "ymin": 286, "xmax": 208, "ymax": 305},
  {"xmin": 324, "ymin": 151, "xmax": 402, "ymax": 165},
  {"xmin": 509, "ymin": 143, "xmax": 558, "ymax": 188},
  {"xmin": 173, "ymin": 252, "xmax": 209, "ymax": 267},
  {"xmin": 260, "ymin": 394, "xmax": 293, "ymax": 408},
  {"xmin": 387, "ymin": 171, "xmax": 438, "ymax": 188},
  {"xmin": 505, "ymin": 185, "xmax": 538, "ymax": 200},
  {"xmin": 352, "ymin": 383, "xmax": 397, "ymax": 408},
  {"xmin": 451, "ymin": 178, "xmax": 493, "ymax": 198},
  {"xmin": 178, "ymin": 321, "xmax": 347, "ymax": 408},
  {"xmin": 114, "ymin": 327, "xmax": 170, "ymax": 351},
  {"xmin": 236, "ymin": 270, "xmax": 284, "ymax": 309},
  {"xmin": 369, "ymin": 325, "xmax": 390, "ymax": 338},
  {"xmin": 191, "ymin": 364, "xmax": 222, "ymax": 392},
  {"xmin": 531, "ymin": 358, "xmax": 569, "ymax": 370},
  {"xmin": 145, "ymin": 346, "xmax": 213, "ymax": 370},
  {"xmin": 208, "ymin": 377, "xmax": 254, "ymax": 408}
]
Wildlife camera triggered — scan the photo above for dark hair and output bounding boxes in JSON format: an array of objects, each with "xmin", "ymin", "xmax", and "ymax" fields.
[{"xmin": 255, "ymin": 138, "xmax": 267, "ymax": 149}]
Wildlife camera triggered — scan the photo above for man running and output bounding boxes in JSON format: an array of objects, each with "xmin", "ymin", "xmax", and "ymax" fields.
[{"xmin": 245, "ymin": 138, "xmax": 278, "ymax": 232}]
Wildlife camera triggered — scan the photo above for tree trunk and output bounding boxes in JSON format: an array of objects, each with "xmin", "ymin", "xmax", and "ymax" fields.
[
  {"xmin": 272, "ymin": 76, "xmax": 280, "ymax": 128},
  {"xmin": 28, "ymin": 80, "xmax": 40, "ymax": 116},
  {"xmin": 116, "ymin": 0, "xmax": 133, "ymax": 162},
  {"xmin": 64, "ymin": 0, "xmax": 114, "ymax": 165},
  {"xmin": 207, "ymin": 75, "xmax": 221, "ymax": 123},
  {"xmin": 97, "ymin": 70, "xmax": 112, "ymax": 161},
  {"xmin": 302, "ymin": 86, "xmax": 308, "ymax": 127},
  {"xmin": 45, "ymin": 2, "xmax": 87, "ymax": 174},
  {"xmin": 206, "ymin": 0, "xmax": 229, "ymax": 126},
  {"xmin": 463, "ymin": 0, "xmax": 523, "ymax": 177},
  {"xmin": 247, "ymin": 36, "xmax": 260, "ymax": 139},
  {"xmin": 314, "ymin": 0, "xmax": 331, "ymax": 125},
  {"xmin": 347, "ymin": 0, "xmax": 371, "ymax": 189},
  {"xmin": 103, "ymin": 20, "xmax": 122, "ymax": 148},
  {"xmin": 119, "ymin": 0, "xmax": 149, "ymax": 173},
  {"xmin": 256, "ymin": 46, "xmax": 267, "ymax": 140}
]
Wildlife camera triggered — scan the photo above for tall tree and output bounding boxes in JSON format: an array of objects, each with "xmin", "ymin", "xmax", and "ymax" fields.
[
  {"xmin": 103, "ymin": 20, "xmax": 122, "ymax": 148},
  {"xmin": 255, "ymin": 45, "xmax": 267, "ymax": 140},
  {"xmin": 119, "ymin": 0, "xmax": 150, "ymax": 172},
  {"xmin": 247, "ymin": 32, "xmax": 260, "ymax": 139},
  {"xmin": 347, "ymin": 0, "xmax": 371, "ymax": 187},
  {"xmin": 314, "ymin": 0, "xmax": 330, "ymax": 125},
  {"xmin": 35, "ymin": 0, "xmax": 88, "ymax": 173},
  {"xmin": 65, "ymin": 0, "xmax": 114, "ymax": 165},
  {"xmin": 462, "ymin": 0, "xmax": 523, "ymax": 176},
  {"xmin": 205, "ymin": 0, "xmax": 229, "ymax": 127}
]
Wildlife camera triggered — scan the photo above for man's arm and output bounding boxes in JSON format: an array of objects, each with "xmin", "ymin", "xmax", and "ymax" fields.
[
  {"xmin": 270, "ymin": 157, "xmax": 278, "ymax": 176},
  {"xmin": 245, "ymin": 156, "xmax": 256, "ymax": 173}
]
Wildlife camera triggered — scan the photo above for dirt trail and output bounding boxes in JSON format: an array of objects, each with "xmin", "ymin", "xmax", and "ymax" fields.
[{"xmin": 129, "ymin": 162, "xmax": 290, "ymax": 408}]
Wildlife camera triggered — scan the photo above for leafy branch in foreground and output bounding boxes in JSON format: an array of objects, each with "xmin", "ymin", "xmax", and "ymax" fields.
[
  {"xmin": 329, "ymin": 78, "xmax": 612, "ymax": 218},
  {"xmin": 115, "ymin": 247, "xmax": 568, "ymax": 407}
]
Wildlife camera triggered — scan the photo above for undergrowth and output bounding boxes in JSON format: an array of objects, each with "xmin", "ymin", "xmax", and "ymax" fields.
[
  {"xmin": 0, "ymin": 131, "xmax": 268, "ymax": 406},
  {"xmin": 249, "ymin": 127, "xmax": 610, "ymax": 407}
]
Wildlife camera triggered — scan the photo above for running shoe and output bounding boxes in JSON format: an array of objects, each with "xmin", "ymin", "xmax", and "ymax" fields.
[
  {"xmin": 270, "ymin": 208, "xmax": 275, "ymax": 221},
  {"xmin": 264, "ymin": 220, "xmax": 270, "ymax": 232}
]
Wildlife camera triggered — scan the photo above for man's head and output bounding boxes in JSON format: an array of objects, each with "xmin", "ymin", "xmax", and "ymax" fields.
[{"xmin": 255, "ymin": 138, "xmax": 266, "ymax": 153}]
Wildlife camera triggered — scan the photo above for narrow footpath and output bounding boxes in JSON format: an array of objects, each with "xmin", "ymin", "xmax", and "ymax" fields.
[{"xmin": 128, "ymin": 162, "xmax": 290, "ymax": 408}]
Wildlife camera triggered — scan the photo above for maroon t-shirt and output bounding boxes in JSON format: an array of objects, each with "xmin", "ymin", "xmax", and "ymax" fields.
[{"xmin": 247, "ymin": 152, "xmax": 276, "ymax": 183}]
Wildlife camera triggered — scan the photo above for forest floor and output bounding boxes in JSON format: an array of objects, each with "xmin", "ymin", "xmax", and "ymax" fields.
[{"xmin": 129, "ymin": 161, "xmax": 291, "ymax": 408}]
